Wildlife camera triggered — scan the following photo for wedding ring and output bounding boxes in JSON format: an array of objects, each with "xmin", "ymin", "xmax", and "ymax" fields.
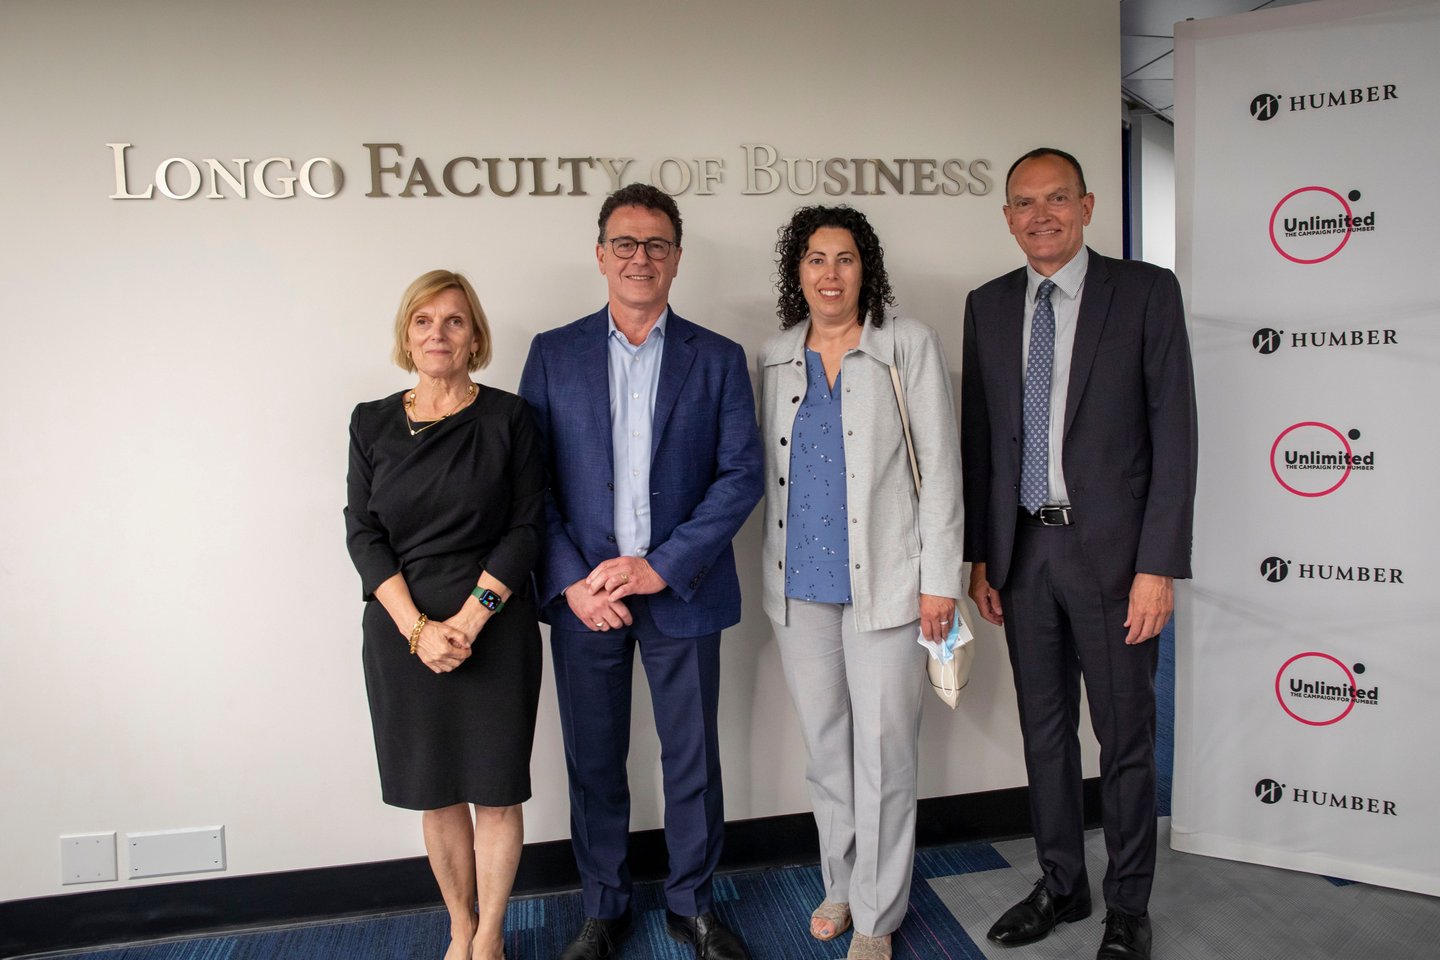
[
  {"xmin": 620, "ymin": 573, "xmax": 630, "ymax": 584},
  {"xmin": 593, "ymin": 620, "xmax": 604, "ymax": 627}
]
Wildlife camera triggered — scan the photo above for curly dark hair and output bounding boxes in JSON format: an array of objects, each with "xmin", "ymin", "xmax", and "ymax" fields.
[
  {"xmin": 774, "ymin": 205, "xmax": 894, "ymax": 330},
  {"xmin": 597, "ymin": 182, "xmax": 683, "ymax": 247}
]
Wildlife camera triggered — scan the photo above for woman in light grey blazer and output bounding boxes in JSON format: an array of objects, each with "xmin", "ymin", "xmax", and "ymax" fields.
[{"xmin": 759, "ymin": 205, "xmax": 963, "ymax": 960}]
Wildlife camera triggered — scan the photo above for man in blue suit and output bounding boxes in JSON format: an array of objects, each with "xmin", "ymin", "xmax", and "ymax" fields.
[{"xmin": 519, "ymin": 183, "xmax": 763, "ymax": 960}]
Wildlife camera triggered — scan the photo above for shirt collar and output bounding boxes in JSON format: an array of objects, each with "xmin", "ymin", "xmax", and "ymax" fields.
[
  {"xmin": 1026, "ymin": 245, "xmax": 1088, "ymax": 304},
  {"xmin": 607, "ymin": 306, "xmax": 668, "ymax": 347}
]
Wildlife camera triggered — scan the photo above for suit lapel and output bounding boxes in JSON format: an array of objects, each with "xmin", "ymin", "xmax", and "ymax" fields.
[
  {"xmin": 577, "ymin": 308, "xmax": 614, "ymax": 471},
  {"xmin": 997, "ymin": 270, "xmax": 1027, "ymax": 440},
  {"xmin": 1064, "ymin": 250, "xmax": 1113, "ymax": 437},
  {"xmin": 651, "ymin": 310, "xmax": 696, "ymax": 461}
]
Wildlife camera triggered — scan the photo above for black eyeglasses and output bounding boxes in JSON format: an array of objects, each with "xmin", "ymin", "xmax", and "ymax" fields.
[{"xmin": 606, "ymin": 236, "xmax": 677, "ymax": 260}]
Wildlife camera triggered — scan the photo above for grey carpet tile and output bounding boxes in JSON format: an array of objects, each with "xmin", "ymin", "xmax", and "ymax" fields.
[{"xmin": 931, "ymin": 819, "xmax": 1438, "ymax": 960}]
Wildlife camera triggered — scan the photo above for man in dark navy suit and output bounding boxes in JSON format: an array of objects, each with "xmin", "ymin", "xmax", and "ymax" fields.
[
  {"xmin": 961, "ymin": 149, "xmax": 1197, "ymax": 960},
  {"xmin": 519, "ymin": 183, "xmax": 762, "ymax": 960}
]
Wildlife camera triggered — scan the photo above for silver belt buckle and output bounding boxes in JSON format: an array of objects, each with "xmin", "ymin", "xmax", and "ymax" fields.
[{"xmin": 1036, "ymin": 505, "xmax": 1073, "ymax": 526}]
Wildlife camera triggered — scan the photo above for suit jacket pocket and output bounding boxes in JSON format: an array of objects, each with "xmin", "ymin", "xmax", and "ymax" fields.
[{"xmin": 1126, "ymin": 471, "xmax": 1150, "ymax": 499}]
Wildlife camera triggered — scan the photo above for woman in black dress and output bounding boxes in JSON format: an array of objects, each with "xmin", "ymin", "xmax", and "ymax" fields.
[{"xmin": 345, "ymin": 269, "xmax": 543, "ymax": 960}]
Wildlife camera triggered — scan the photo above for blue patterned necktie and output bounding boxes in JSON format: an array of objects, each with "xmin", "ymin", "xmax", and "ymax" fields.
[{"xmin": 1020, "ymin": 279, "xmax": 1057, "ymax": 514}]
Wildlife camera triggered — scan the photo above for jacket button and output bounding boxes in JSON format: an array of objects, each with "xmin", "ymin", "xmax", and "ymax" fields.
[
  {"xmin": 778, "ymin": 477, "xmax": 785, "ymax": 486},
  {"xmin": 606, "ymin": 482, "xmax": 615, "ymax": 490},
  {"xmin": 605, "ymin": 535, "xmax": 616, "ymax": 542},
  {"xmin": 780, "ymin": 437, "xmax": 787, "ymax": 446}
]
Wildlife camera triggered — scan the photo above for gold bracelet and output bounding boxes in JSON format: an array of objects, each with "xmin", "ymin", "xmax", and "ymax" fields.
[{"xmin": 408, "ymin": 614, "xmax": 428, "ymax": 655}]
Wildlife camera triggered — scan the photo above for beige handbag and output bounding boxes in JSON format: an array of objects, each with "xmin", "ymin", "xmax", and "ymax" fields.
[{"xmin": 889, "ymin": 363, "xmax": 974, "ymax": 709}]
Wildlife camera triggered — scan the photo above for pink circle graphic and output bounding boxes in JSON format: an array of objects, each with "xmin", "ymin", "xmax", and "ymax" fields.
[
  {"xmin": 1269, "ymin": 421, "xmax": 1352, "ymax": 497},
  {"xmin": 1275, "ymin": 651, "xmax": 1358, "ymax": 726},
  {"xmin": 1269, "ymin": 186, "xmax": 1354, "ymax": 264}
]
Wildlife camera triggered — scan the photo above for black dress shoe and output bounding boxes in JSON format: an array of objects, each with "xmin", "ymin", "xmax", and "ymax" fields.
[
  {"xmin": 1096, "ymin": 909, "xmax": 1151, "ymax": 960},
  {"xmin": 665, "ymin": 910, "xmax": 751, "ymax": 960},
  {"xmin": 986, "ymin": 877, "xmax": 1093, "ymax": 946},
  {"xmin": 559, "ymin": 911, "xmax": 631, "ymax": 960}
]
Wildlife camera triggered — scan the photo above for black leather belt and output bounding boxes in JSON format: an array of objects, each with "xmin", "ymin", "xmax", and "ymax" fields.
[{"xmin": 1018, "ymin": 505, "xmax": 1074, "ymax": 526}]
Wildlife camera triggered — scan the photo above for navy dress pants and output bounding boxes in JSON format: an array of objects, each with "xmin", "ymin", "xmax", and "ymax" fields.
[{"xmin": 550, "ymin": 596, "xmax": 725, "ymax": 919}]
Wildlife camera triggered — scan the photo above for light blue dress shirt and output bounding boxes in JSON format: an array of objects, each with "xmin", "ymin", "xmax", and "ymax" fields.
[{"xmin": 608, "ymin": 308, "xmax": 667, "ymax": 557}]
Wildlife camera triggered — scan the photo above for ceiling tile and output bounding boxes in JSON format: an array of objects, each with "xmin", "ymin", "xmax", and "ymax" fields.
[{"xmin": 1122, "ymin": 35, "xmax": 1174, "ymax": 76}]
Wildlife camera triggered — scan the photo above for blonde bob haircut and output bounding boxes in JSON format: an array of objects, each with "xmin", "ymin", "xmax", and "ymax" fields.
[{"xmin": 391, "ymin": 269, "xmax": 492, "ymax": 372}]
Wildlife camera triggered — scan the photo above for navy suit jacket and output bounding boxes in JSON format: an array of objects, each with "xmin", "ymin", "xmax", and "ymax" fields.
[
  {"xmin": 518, "ymin": 306, "xmax": 764, "ymax": 637},
  {"xmin": 960, "ymin": 249, "xmax": 1198, "ymax": 599}
]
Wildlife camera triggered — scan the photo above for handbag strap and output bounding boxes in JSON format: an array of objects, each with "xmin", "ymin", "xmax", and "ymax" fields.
[{"xmin": 888, "ymin": 363, "xmax": 921, "ymax": 494}]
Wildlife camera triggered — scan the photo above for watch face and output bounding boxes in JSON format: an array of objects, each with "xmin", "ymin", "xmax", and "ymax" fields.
[{"xmin": 476, "ymin": 588, "xmax": 503, "ymax": 611}]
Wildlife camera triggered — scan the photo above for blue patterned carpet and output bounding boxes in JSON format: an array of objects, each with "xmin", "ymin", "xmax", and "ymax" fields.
[{"xmin": 45, "ymin": 842, "xmax": 1010, "ymax": 960}]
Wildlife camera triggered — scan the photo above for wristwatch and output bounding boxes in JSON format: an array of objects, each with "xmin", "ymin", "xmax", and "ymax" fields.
[{"xmin": 472, "ymin": 587, "xmax": 505, "ymax": 612}]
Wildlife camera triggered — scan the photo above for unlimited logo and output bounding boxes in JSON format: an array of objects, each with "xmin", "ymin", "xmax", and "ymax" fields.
[
  {"xmin": 1268, "ymin": 187, "xmax": 1375, "ymax": 264},
  {"xmin": 1274, "ymin": 652, "xmax": 1379, "ymax": 726},
  {"xmin": 1269, "ymin": 422, "xmax": 1373, "ymax": 497}
]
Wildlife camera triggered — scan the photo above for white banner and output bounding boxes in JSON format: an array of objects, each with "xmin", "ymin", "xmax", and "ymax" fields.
[{"xmin": 1173, "ymin": 0, "xmax": 1440, "ymax": 895}]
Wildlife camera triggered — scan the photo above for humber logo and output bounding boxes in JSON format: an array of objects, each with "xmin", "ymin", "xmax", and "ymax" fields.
[
  {"xmin": 1255, "ymin": 779, "xmax": 1285, "ymax": 804},
  {"xmin": 1260, "ymin": 557, "xmax": 1289, "ymax": 582},
  {"xmin": 1250, "ymin": 94, "xmax": 1281, "ymax": 121},
  {"xmin": 1249, "ymin": 85, "xmax": 1398, "ymax": 122},
  {"xmin": 1252, "ymin": 328, "xmax": 1282, "ymax": 354}
]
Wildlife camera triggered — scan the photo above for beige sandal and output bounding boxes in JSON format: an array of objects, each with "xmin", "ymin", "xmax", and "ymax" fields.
[
  {"xmin": 810, "ymin": 900, "xmax": 852, "ymax": 941},
  {"xmin": 846, "ymin": 931, "xmax": 893, "ymax": 960}
]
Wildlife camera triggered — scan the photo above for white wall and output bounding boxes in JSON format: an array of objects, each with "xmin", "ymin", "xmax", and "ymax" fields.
[
  {"xmin": 0, "ymin": 0, "xmax": 1120, "ymax": 903},
  {"xmin": 1138, "ymin": 113, "xmax": 1177, "ymax": 270}
]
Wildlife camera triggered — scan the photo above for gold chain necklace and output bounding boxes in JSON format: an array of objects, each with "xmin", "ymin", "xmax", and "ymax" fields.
[{"xmin": 404, "ymin": 382, "xmax": 477, "ymax": 436}]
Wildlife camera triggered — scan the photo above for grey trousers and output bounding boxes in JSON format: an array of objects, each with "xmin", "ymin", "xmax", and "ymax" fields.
[{"xmin": 771, "ymin": 599, "xmax": 927, "ymax": 936}]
